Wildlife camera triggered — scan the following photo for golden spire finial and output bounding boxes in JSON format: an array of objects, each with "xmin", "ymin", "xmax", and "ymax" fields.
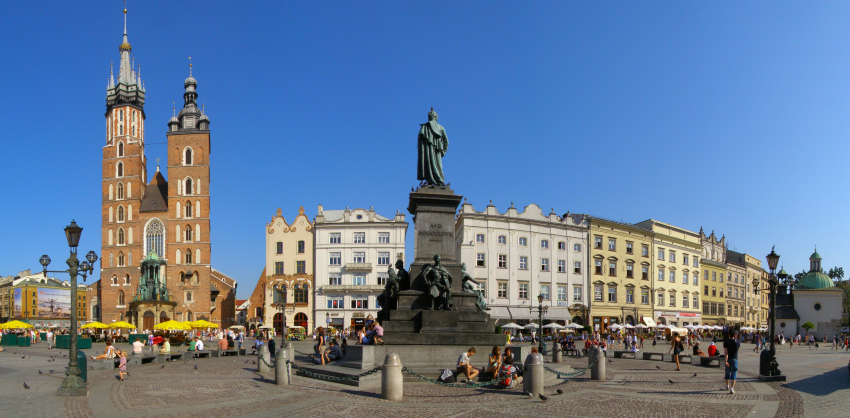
[{"xmin": 189, "ymin": 56, "xmax": 192, "ymax": 76}]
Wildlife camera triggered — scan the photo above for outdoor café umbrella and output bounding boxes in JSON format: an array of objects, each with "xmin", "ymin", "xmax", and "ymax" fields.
[
  {"xmin": 191, "ymin": 320, "xmax": 218, "ymax": 329},
  {"xmin": 0, "ymin": 320, "xmax": 34, "ymax": 329},
  {"xmin": 154, "ymin": 320, "xmax": 191, "ymax": 331},
  {"xmin": 107, "ymin": 321, "xmax": 134, "ymax": 329},
  {"xmin": 542, "ymin": 323, "xmax": 564, "ymax": 329},
  {"xmin": 523, "ymin": 323, "xmax": 540, "ymax": 330},
  {"xmin": 81, "ymin": 321, "xmax": 108, "ymax": 329},
  {"xmin": 563, "ymin": 323, "xmax": 583, "ymax": 329},
  {"xmin": 500, "ymin": 323, "xmax": 523, "ymax": 330}
]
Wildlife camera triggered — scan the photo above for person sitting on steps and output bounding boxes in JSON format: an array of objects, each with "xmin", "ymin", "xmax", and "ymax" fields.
[{"xmin": 456, "ymin": 347, "xmax": 479, "ymax": 382}]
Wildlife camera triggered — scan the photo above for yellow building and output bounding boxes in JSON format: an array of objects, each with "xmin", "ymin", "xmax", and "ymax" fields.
[
  {"xmin": 699, "ymin": 229, "xmax": 727, "ymax": 325},
  {"xmin": 588, "ymin": 217, "xmax": 655, "ymax": 332},
  {"xmin": 743, "ymin": 253, "xmax": 765, "ymax": 329},
  {"xmin": 0, "ymin": 271, "xmax": 87, "ymax": 327},
  {"xmin": 635, "ymin": 220, "xmax": 703, "ymax": 327}
]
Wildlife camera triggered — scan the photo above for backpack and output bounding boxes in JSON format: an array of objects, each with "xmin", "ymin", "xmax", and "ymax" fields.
[
  {"xmin": 438, "ymin": 369, "xmax": 456, "ymax": 383},
  {"xmin": 498, "ymin": 365, "xmax": 513, "ymax": 387}
]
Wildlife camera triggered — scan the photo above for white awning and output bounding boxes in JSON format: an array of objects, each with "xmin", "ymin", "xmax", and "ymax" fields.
[
  {"xmin": 488, "ymin": 306, "xmax": 512, "ymax": 319},
  {"xmin": 642, "ymin": 317, "xmax": 657, "ymax": 327},
  {"xmin": 503, "ymin": 306, "xmax": 573, "ymax": 320}
]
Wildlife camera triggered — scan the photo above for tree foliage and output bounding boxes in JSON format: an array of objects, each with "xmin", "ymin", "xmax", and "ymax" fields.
[
  {"xmin": 827, "ymin": 266, "xmax": 845, "ymax": 283},
  {"xmin": 801, "ymin": 322, "xmax": 815, "ymax": 333}
]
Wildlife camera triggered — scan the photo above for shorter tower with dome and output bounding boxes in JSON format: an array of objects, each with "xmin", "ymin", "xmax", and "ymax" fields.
[{"xmin": 776, "ymin": 250, "xmax": 844, "ymax": 337}]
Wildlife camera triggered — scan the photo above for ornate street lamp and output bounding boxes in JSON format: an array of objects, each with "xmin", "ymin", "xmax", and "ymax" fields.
[
  {"xmin": 274, "ymin": 286, "xmax": 287, "ymax": 334},
  {"xmin": 40, "ymin": 220, "xmax": 99, "ymax": 396},
  {"xmin": 530, "ymin": 293, "xmax": 548, "ymax": 354},
  {"xmin": 752, "ymin": 246, "xmax": 786, "ymax": 381}
]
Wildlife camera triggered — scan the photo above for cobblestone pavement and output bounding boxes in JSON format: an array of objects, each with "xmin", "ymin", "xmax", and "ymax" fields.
[{"xmin": 0, "ymin": 338, "xmax": 845, "ymax": 417}]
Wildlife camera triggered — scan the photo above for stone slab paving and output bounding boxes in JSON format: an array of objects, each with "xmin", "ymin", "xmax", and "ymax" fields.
[{"xmin": 0, "ymin": 338, "xmax": 846, "ymax": 417}]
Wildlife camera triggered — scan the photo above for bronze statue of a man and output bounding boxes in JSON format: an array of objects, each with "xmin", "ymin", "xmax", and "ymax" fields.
[
  {"xmin": 417, "ymin": 108, "xmax": 448, "ymax": 186},
  {"xmin": 377, "ymin": 266, "xmax": 400, "ymax": 321},
  {"xmin": 424, "ymin": 254, "xmax": 453, "ymax": 310},
  {"xmin": 461, "ymin": 263, "xmax": 489, "ymax": 312}
]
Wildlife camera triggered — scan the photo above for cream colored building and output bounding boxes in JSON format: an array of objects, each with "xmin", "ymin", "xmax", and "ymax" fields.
[
  {"xmin": 742, "ymin": 253, "xmax": 765, "ymax": 328},
  {"xmin": 587, "ymin": 217, "xmax": 655, "ymax": 332},
  {"xmin": 725, "ymin": 250, "xmax": 748, "ymax": 327},
  {"xmin": 634, "ymin": 220, "xmax": 702, "ymax": 327},
  {"xmin": 699, "ymin": 229, "xmax": 728, "ymax": 325},
  {"xmin": 262, "ymin": 207, "xmax": 314, "ymax": 332}
]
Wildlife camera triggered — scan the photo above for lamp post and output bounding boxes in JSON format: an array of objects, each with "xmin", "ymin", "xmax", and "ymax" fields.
[
  {"xmin": 40, "ymin": 220, "xmax": 98, "ymax": 396},
  {"xmin": 530, "ymin": 293, "xmax": 548, "ymax": 354},
  {"xmin": 752, "ymin": 246, "xmax": 785, "ymax": 381},
  {"xmin": 274, "ymin": 286, "xmax": 287, "ymax": 335}
]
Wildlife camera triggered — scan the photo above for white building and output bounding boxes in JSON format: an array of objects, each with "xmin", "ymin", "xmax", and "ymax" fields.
[
  {"xmin": 455, "ymin": 201, "xmax": 589, "ymax": 325},
  {"xmin": 313, "ymin": 206, "xmax": 407, "ymax": 332}
]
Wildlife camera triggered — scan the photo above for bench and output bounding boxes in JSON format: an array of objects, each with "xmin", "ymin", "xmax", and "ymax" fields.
[
  {"xmin": 191, "ymin": 350, "xmax": 212, "ymax": 359},
  {"xmin": 699, "ymin": 356, "xmax": 722, "ymax": 367},
  {"xmin": 128, "ymin": 354, "xmax": 157, "ymax": 366},
  {"xmin": 613, "ymin": 350, "xmax": 636, "ymax": 359},
  {"xmin": 642, "ymin": 352, "xmax": 667, "ymax": 361},
  {"xmin": 676, "ymin": 354, "xmax": 693, "ymax": 364},
  {"xmin": 158, "ymin": 352, "xmax": 184, "ymax": 362},
  {"xmin": 211, "ymin": 349, "xmax": 240, "ymax": 357},
  {"xmin": 89, "ymin": 358, "xmax": 117, "ymax": 370}
]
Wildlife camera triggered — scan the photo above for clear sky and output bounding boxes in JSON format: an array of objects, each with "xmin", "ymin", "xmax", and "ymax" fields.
[{"xmin": 2, "ymin": 2, "xmax": 849, "ymax": 298}]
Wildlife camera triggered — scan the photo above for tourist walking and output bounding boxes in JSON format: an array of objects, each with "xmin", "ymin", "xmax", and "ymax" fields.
[
  {"xmin": 117, "ymin": 350, "xmax": 129, "ymax": 381},
  {"xmin": 723, "ymin": 330, "xmax": 739, "ymax": 394},
  {"xmin": 669, "ymin": 332, "xmax": 684, "ymax": 371}
]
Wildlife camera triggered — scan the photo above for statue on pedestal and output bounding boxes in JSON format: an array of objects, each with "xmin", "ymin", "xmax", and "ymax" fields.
[
  {"xmin": 377, "ymin": 266, "xmax": 401, "ymax": 322},
  {"xmin": 422, "ymin": 254, "xmax": 453, "ymax": 310},
  {"xmin": 395, "ymin": 259, "xmax": 411, "ymax": 291},
  {"xmin": 461, "ymin": 263, "xmax": 489, "ymax": 312},
  {"xmin": 417, "ymin": 108, "xmax": 448, "ymax": 186}
]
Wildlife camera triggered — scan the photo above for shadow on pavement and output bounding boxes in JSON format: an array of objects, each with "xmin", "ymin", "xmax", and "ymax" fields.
[{"xmin": 783, "ymin": 367, "xmax": 848, "ymax": 396}]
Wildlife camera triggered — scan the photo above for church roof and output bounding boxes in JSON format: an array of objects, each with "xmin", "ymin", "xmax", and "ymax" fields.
[
  {"xmin": 798, "ymin": 271, "xmax": 834, "ymax": 290},
  {"xmin": 810, "ymin": 251, "xmax": 822, "ymax": 260},
  {"xmin": 140, "ymin": 171, "xmax": 168, "ymax": 212},
  {"xmin": 775, "ymin": 305, "xmax": 800, "ymax": 320}
]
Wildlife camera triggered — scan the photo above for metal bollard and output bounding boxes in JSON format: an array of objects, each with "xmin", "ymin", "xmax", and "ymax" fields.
[
  {"xmin": 552, "ymin": 342, "xmax": 562, "ymax": 363},
  {"xmin": 591, "ymin": 347, "xmax": 606, "ymax": 381},
  {"xmin": 381, "ymin": 353, "xmax": 403, "ymax": 401},
  {"xmin": 522, "ymin": 352, "xmax": 544, "ymax": 396},
  {"xmin": 257, "ymin": 344, "xmax": 271, "ymax": 373},
  {"xmin": 275, "ymin": 346, "xmax": 290, "ymax": 385}
]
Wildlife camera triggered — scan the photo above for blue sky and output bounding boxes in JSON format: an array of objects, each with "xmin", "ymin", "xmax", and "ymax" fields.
[{"xmin": 2, "ymin": 2, "xmax": 849, "ymax": 298}]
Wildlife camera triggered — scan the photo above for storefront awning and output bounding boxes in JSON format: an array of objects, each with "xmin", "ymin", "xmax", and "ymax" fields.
[
  {"xmin": 497, "ymin": 306, "xmax": 574, "ymax": 321},
  {"xmin": 642, "ymin": 317, "xmax": 657, "ymax": 327},
  {"xmin": 488, "ymin": 306, "xmax": 512, "ymax": 319}
]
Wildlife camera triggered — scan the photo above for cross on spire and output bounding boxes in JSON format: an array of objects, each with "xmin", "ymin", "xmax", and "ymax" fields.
[
  {"xmin": 189, "ymin": 56, "xmax": 192, "ymax": 76},
  {"xmin": 155, "ymin": 157, "xmax": 161, "ymax": 172}
]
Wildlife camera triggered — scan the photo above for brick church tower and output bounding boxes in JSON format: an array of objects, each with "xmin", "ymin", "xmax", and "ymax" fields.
[{"xmin": 98, "ymin": 8, "xmax": 221, "ymax": 329}]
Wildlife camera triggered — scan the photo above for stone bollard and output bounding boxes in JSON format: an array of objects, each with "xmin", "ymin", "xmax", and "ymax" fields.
[
  {"xmin": 552, "ymin": 342, "xmax": 562, "ymax": 363},
  {"xmin": 522, "ymin": 353, "xmax": 544, "ymax": 397},
  {"xmin": 591, "ymin": 347, "xmax": 606, "ymax": 381},
  {"xmin": 285, "ymin": 342, "xmax": 294, "ymax": 363},
  {"xmin": 381, "ymin": 353, "xmax": 403, "ymax": 401},
  {"xmin": 257, "ymin": 344, "xmax": 271, "ymax": 373},
  {"xmin": 275, "ymin": 346, "xmax": 290, "ymax": 385}
]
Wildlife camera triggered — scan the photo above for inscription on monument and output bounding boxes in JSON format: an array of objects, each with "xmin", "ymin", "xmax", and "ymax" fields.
[{"xmin": 418, "ymin": 223, "xmax": 454, "ymax": 237}]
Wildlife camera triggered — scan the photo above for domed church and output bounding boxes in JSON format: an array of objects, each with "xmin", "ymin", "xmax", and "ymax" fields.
[{"xmin": 776, "ymin": 250, "xmax": 844, "ymax": 337}]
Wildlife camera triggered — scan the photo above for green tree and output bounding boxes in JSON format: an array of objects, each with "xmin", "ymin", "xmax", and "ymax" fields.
[
  {"xmin": 801, "ymin": 322, "xmax": 815, "ymax": 335},
  {"xmin": 827, "ymin": 267, "xmax": 845, "ymax": 284},
  {"xmin": 787, "ymin": 270, "xmax": 807, "ymax": 289}
]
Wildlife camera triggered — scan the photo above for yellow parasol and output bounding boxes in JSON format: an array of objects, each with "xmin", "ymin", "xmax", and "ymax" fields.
[
  {"xmin": 107, "ymin": 321, "xmax": 135, "ymax": 329},
  {"xmin": 0, "ymin": 320, "xmax": 34, "ymax": 329},
  {"xmin": 81, "ymin": 322, "xmax": 108, "ymax": 329},
  {"xmin": 191, "ymin": 320, "xmax": 218, "ymax": 329},
  {"xmin": 154, "ymin": 320, "xmax": 191, "ymax": 330}
]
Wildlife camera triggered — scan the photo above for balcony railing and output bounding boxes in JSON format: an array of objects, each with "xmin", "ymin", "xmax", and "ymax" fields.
[
  {"xmin": 322, "ymin": 284, "xmax": 383, "ymax": 292},
  {"xmin": 344, "ymin": 263, "xmax": 373, "ymax": 272}
]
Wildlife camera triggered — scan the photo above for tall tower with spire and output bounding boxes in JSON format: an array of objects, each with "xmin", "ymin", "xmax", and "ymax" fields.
[{"xmin": 101, "ymin": 5, "xmax": 147, "ymax": 325}]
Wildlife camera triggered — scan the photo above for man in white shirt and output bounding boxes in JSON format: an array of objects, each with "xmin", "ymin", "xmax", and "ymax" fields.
[
  {"xmin": 46, "ymin": 330, "xmax": 53, "ymax": 349},
  {"xmin": 195, "ymin": 337, "xmax": 205, "ymax": 351},
  {"xmin": 132, "ymin": 339, "xmax": 145, "ymax": 355},
  {"xmin": 456, "ymin": 347, "xmax": 479, "ymax": 382}
]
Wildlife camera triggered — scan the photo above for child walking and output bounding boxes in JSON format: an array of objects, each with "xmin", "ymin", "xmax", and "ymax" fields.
[{"xmin": 117, "ymin": 350, "xmax": 129, "ymax": 381}]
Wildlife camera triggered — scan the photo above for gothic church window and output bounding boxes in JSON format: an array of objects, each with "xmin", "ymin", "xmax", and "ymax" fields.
[
  {"xmin": 111, "ymin": 276, "xmax": 117, "ymax": 285},
  {"xmin": 117, "ymin": 162, "xmax": 123, "ymax": 177},
  {"xmin": 118, "ymin": 228, "xmax": 125, "ymax": 245},
  {"xmin": 185, "ymin": 250, "xmax": 193, "ymax": 264},
  {"xmin": 145, "ymin": 219, "xmax": 165, "ymax": 258},
  {"xmin": 185, "ymin": 148, "xmax": 193, "ymax": 165},
  {"xmin": 184, "ymin": 225, "xmax": 193, "ymax": 242},
  {"xmin": 117, "ymin": 183, "xmax": 124, "ymax": 200},
  {"xmin": 118, "ymin": 142, "xmax": 124, "ymax": 157},
  {"xmin": 185, "ymin": 178, "xmax": 192, "ymax": 195},
  {"xmin": 118, "ymin": 252, "xmax": 124, "ymax": 266},
  {"xmin": 185, "ymin": 201, "xmax": 192, "ymax": 218},
  {"xmin": 118, "ymin": 206, "xmax": 124, "ymax": 222},
  {"xmin": 118, "ymin": 291, "xmax": 124, "ymax": 305}
]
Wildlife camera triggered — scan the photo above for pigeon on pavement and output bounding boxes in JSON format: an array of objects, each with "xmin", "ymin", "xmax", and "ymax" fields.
[
  {"xmin": 527, "ymin": 392, "xmax": 534, "ymax": 399},
  {"xmin": 194, "ymin": 365, "xmax": 198, "ymax": 370},
  {"xmin": 161, "ymin": 365, "xmax": 166, "ymax": 369},
  {"xmin": 655, "ymin": 365, "xmax": 661, "ymax": 369},
  {"xmin": 556, "ymin": 389, "xmax": 564, "ymax": 395},
  {"xmin": 692, "ymin": 373, "xmax": 697, "ymax": 377},
  {"xmin": 38, "ymin": 370, "xmax": 42, "ymax": 375},
  {"xmin": 668, "ymin": 379, "xmax": 675, "ymax": 384},
  {"xmin": 539, "ymin": 394, "xmax": 549, "ymax": 401},
  {"xmin": 23, "ymin": 382, "xmax": 30, "ymax": 389},
  {"xmin": 607, "ymin": 359, "xmax": 612, "ymax": 363}
]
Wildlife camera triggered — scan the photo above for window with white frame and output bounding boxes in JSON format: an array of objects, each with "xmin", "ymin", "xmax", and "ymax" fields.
[
  {"xmin": 498, "ymin": 254, "xmax": 507, "ymax": 268},
  {"xmin": 329, "ymin": 252, "xmax": 341, "ymax": 266},
  {"xmin": 626, "ymin": 263, "xmax": 634, "ymax": 278},
  {"xmin": 683, "ymin": 254, "xmax": 689, "ymax": 265},
  {"xmin": 558, "ymin": 260, "xmax": 566, "ymax": 273},
  {"xmin": 378, "ymin": 232, "xmax": 390, "ymax": 243},
  {"xmin": 519, "ymin": 256, "xmax": 528, "ymax": 270},
  {"xmin": 540, "ymin": 285, "xmax": 550, "ymax": 300},
  {"xmin": 329, "ymin": 233, "xmax": 341, "ymax": 244},
  {"xmin": 642, "ymin": 245, "xmax": 649, "ymax": 257},
  {"xmin": 353, "ymin": 275, "xmax": 366, "ymax": 285},
  {"xmin": 351, "ymin": 295, "xmax": 368, "ymax": 309},
  {"xmin": 327, "ymin": 296, "xmax": 344, "ymax": 309},
  {"xmin": 477, "ymin": 253, "xmax": 485, "ymax": 267},
  {"xmin": 658, "ymin": 268, "xmax": 664, "ymax": 281},
  {"xmin": 594, "ymin": 237, "xmax": 602, "ymax": 249},
  {"xmin": 682, "ymin": 294, "xmax": 688, "ymax": 308},
  {"xmin": 626, "ymin": 288, "xmax": 634, "ymax": 303},
  {"xmin": 669, "ymin": 293, "xmax": 676, "ymax": 306},
  {"xmin": 669, "ymin": 251, "xmax": 676, "ymax": 263},
  {"xmin": 476, "ymin": 280, "xmax": 486, "ymax": 298},
  {"xmin": 594, "ymin": 260, "xmax": 602, "ymax": 274},
  {"xmin": 353, "ymin": 252, "xmax": 365, "ymax": 263},
  {"xmin": 626, "ymin": 242, "xmax": 633, "ymax": 254},
  {"xmin": 657, "ymin": 293, "xmax": 664, "ymax": 306},
  {"xmin": 573, "ymin": 286, "xmax": 583, "ymax": 301},
  {"xmin": 669, "ymin": 270, "xmax": 675, "ymax": 282},
  {"xmin": 519, "ymin": 237, "xmax": 528, "ymax": 246},
  {"xmin": 329, "ymin": 274, "xmax": 342, "ymax": 285},
  {"xmin": 574, "ymin": 243, "xmax": 581, "ymax": 252},
  {"xmin": 378, "ymin": 252, "xmax": 390, "ymax": 265},
  {"xmin": 574, "ymin": 261, "xmax": 581, "ymax": 274},
  {"xmin": 541, "ymin": 240, "xmax": 549, "ymax": 249},
  {"xmin": 541, "ymin": 258, "xmax": 549, "ymax": 271},
  {"xmin": 476, "ymin": 234, "xmax": 485, "ymax": 243},
  {"xmin": 608, "ymin": 239, "xmax": 616, "ymax": 251},
  {"xmin": 641, "ymin": 290, "xmax": 649, "ymax": 304},
  {"xmin": 498, "ymin": 235, "xmax": 506, "ymax": 244},
  {"xmin": 683, "ymin": 272, "xmax": 688, "ymax": 284},
  {"xmin": 377, "ymin": 273, "xmax": 388, "ymax": 286},
  {"xmin": 642, "ymin": 266, "xmax": 649, "ymax": 279},
  {"xmin": 608, "ymin": 286, "xmax": 617, "ymax": 302},
  {"xmin": 518, "ymin": 283, "xmax": 529, "ymax": 299},
  {"xmin": 497, "ymin": 282, "xmax": 508, "ymax": 298},
  {"xmin": 558, "ymin": 241, "xmax": 566, "ymax": 250},
  {"xmin": 557, "ymin": 286, "xmax": 566, "ymax": 301},
  {"xmin": 693, "ymin": 257, "xmax": 699, "ymax": 267},
  {"xmin": 608, "ymin": 262, "xmax": 616, "ymax": 276},
  {"xmin": 658, "ymin": 249, "xmax": 665, "ymax": 260},
  {"xmin": 353, "ymin": 232, "xmax": 365, "ymax": 244}
]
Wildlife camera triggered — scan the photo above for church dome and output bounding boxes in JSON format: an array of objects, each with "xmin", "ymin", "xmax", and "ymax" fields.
[
  {"xmin": 810, "ymin": 250, "xmax": 822, "ymax": 260},
  {"xmin": 184, "ymin": 76, "xmax": 197, "ymax": 87},
  {"xmin": 169, "ymin": 116, "xmax": 179, "ymax": 124},
  {"xmin": 798, "ymin": 271, "xmax": 833, "ymax": 290}
]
